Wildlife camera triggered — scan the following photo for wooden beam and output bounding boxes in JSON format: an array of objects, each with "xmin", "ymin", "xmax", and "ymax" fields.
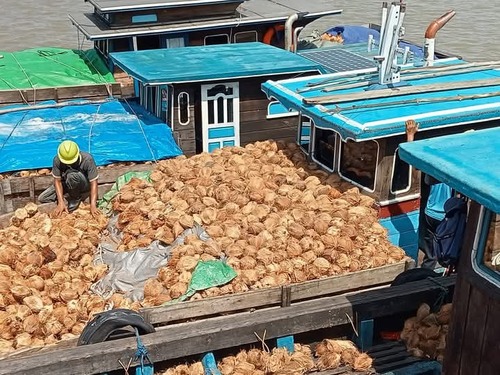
[
  {"xmin": 141, "ymin": 260, "xmax": 408, "ymax": 325},
  {"xmin": 0, "ymin": 276, "xmax": 455, "ymax": 375},
  {"xmin": 303, "ymin": 78, "xmax": 500, "ymax": 105}
]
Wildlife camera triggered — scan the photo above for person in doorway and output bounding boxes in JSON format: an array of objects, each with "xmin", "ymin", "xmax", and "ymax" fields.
[
  {"xmin": 405, "ymin": 119, "xmax": 453, "ymax": 269},
  {"xmin": 38, "ymin": 140, "xmax": 100, "ymax": 218}
]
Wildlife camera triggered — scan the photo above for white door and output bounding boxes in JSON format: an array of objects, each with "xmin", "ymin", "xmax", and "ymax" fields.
[{"xmin": 201, "ymin": 82, "xmax": 240, "ymax": 152}]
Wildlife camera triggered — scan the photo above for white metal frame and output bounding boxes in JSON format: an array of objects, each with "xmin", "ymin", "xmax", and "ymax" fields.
[
  {"xmin": 177, "ymin": 91, "xmax": 190, "ymax": 126},
  {"xmin": 233, "ymin": 30, "xmax": 258, "ymax": 43},
  {"xmin": 390, "ymin": 147, "xmax": 412, "ymax": 195},
  {"xmin": 203, "ymin": 33, "xmax": 230, "ymax": 45}
]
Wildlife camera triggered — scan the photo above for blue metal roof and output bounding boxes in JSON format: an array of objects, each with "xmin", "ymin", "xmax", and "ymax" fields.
[
  {"xmin": 399, "ymin": 128, "xmax": 500, "ymax": 213},
  {"xmin": 0, "ymin": 99, "xmax": 182, "ymax": 173},
  {"xmin": 262, "ymin": 58, "xmax": 500, "ymax": 141},
  {"xmin": 110, "ymin": 42, "xmax": 325, "ymax": 84}
]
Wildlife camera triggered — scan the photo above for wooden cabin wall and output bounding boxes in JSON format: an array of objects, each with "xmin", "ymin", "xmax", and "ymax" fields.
[
  {"xmin": 169, "ymin": 72, "xmax": 318, "ymax": 155},
  {"xmin": 108, "ymin": 4, "xmax": 240, "ymax": 28},
  {"xmin": 238, "ymin": 74, "xmax": 309, "ymax": 146},
  {"xmin": 170, "ymin": 83, "xmax": 198, "ymax": 156},
  {"xmin": 443, "ymin": 202, "xmax": 500, "ymax": 375}
]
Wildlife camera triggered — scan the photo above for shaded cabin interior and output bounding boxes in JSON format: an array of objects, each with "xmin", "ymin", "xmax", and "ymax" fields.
[
  {"xmin": 110, "ymin": 42, "xmax": 325, "ymax": 156},
  {"xmin": 400, "ymin": 128, "xmax": 500, "ymax": 375}
]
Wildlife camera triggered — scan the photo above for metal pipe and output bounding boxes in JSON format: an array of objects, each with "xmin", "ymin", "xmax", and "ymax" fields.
[
  {"xmin": 285, "ymin": 14, "xmax": 299, "ymax": 51},
  {"xmin": 423, "ymin": 10, "xmax": 456, "ymax": 66},
  {"xmin": 285, "ymin": 12, "xmax": 308, "ymax": 52}
]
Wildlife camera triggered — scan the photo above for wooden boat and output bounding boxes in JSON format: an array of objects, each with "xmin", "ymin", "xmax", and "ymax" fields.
[
  {"xmin": 261, "ymin": 3, "xmax": 500, "ymax": 263},
  {"xmin": 68, "ymin": 0, "xmax": 343, "ymax": 56},
  {"xmin": 399, "ymin": 127, "xmax": 500, "ymax": 374}
]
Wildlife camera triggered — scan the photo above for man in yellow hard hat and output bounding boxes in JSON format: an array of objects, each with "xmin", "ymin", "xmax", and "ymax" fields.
[{"xmin": 38, "ymin": 140, "xmax": 100, "ymax": 218}]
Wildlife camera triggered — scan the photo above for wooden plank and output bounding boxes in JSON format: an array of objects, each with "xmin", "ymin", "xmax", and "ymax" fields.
[
  {"xmin": 0, "ymin": 276, "xmax": 455, "ymax": 375},
  {"xmin": 0, "ymin": 164, "xmax": 153, "ymax": 198},
  {"xmin": 290, "ymin": 261, "xmax": 407, "ymax": 302},
  {"xmin": 0, "ymin": 203, "xmax": 55, "ymax": 228},
  {"xmin": 0, "ymin": 84, "xmax": 121, "ymax": 105},
  {"xmin": 304, "ymin": 78, "xmax": 500, "ymax": 105},
  {"xmin": 240, "ymin": 98, "xmax": 271, "ymax": 112},
  {"xmin": 458, "ymin": 287, "xmax": 490, "ymax": 375},
  {"xmin": 142, "ymin": 260, "xmax": 408, "ymax": 325},
  {"xmin": 478, "ymin": 298, "xmax": 500, "ymax": 375}
]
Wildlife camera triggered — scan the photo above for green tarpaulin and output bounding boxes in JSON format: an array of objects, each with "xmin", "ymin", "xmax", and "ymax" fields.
[
  {"xmin": 0, "ymin": 48, "xmax": 115, "ymax": 90},
  {"xmin": 167, "ymin": 260, "xmax": 237, "ymax": 304},
  {"xmin": 98, "ymin": 171, "xmax": 152, "ymax": 215}
]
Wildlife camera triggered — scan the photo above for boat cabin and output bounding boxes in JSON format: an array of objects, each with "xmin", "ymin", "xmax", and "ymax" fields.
[
  {"xmin": 110, "ymin": 42, "xmax": 325, "ymax": 155},
  {"xmin": 69, "ymin": 0, "xmax": 343, "ymax": 57},
  {"xmin": 261, "ymin": 56, "xmax": 500, "ymax": 261},
  {"xmin": 399, "ymin": 127, "xmax": 500, "ymax": 375}
]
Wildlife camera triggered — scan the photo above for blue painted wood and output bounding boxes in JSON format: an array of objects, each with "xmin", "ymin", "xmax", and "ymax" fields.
[
  {"xmin": 354, "ymin": 319, "xmax": 374, "ymax": 351},
  {"xmin": 222, "ymin": 140, "xmax": 235, "ymax": 147},
  {"xmin": 380, "ymin": 210, "xmax": 420, "ymax": 260},
  {"xmin": 135, "ymin": 364, "xmax": 154, "ymax": 375},
  {"xmin": 276, "ymin": 336, "xmax": 295, "ymax": 353},
  {"xmin": 400, "ymin": 127, "xmax": 500, "ymax": 213},
  {"xmin": 208, "ymin": 142, "xmax": 220, "ymax": 152},
  {"xmin": 132, "ymin": 14, "xmax": 158, "ymax": 23},
  {"xmin": 261, "ymin": 58, "xmax": 500, "ymax": 141},
  {"xmin": 201, "ymin": 352, "xmax": 221, "ymax": 375},
  {"xmin": 208, "ymin": 126, "xmax": 235, "ymax": 139}
]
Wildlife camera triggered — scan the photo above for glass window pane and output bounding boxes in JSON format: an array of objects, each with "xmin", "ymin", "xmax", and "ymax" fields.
[
  {"xmin": 217, "ymin": 97, "xmax": 224, "ymax": 123},
  {"xmin": 483, "ymin": 213, "xmax": 500, "ymax": 273},
  {"xmin": 391, "ymin": 148, "xmax": 411, "ymax": 193},
  {"xmin": 312, "ymin": 128, "xmax": 336, "ymax": 170},
  {"xmin": 339, "ymin": 140, "xmax": 378, "ymax": 191},
  {"xmin": 227, "ymin": 98, "xmax": 234, "ymax": 122}
]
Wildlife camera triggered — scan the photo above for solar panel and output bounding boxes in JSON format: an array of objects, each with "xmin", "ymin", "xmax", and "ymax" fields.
[{"xmin": 298, "ymin": 49, "xmax": 376, "ymax": 73}]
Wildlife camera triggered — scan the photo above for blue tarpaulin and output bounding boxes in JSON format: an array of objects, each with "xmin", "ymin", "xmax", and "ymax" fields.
[{"xmin": 0, "ymin": 99, "xmax": 182, "ymax": 173}]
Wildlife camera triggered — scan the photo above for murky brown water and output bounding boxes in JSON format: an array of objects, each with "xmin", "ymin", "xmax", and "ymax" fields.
[{"xmin": 0, "ymin": 0, "xmax": 498, "ymax": 61}]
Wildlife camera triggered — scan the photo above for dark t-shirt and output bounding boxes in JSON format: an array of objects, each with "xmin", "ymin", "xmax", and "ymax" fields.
[{"xmin": 51, "ymin": 151, "xmax": 98, "ymax": 181}]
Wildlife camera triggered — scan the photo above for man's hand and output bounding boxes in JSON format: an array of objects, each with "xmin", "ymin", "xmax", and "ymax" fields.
[
  {"xmin": 405, "ymin": 119, "xmax": 418, "ymax": 142},
  {"xmin": 52, "ymin": 203, "xmax": 68, "ymax": 218},
  {"xmin": 89, "ymin": 204, "xmax": 100, "ymax": 219}
]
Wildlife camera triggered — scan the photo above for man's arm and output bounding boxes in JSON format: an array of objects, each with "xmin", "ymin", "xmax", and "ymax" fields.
[{"xmin": 405, "ymin": 119, "xmax": 418, "ymax": 142}]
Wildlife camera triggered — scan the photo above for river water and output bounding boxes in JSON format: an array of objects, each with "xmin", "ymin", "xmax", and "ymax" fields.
[{"xmin": 0, "ymin": 0, "xmax": 498, "ymax": 61}]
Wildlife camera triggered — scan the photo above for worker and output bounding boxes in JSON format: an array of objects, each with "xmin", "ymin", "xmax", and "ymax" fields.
[
  {"xmin": 405, "ymin": 119, "xmax": 453, "ymax": 269},
  {"xmin": 38, "ymin": 140, "xmax": 100, "ymax": 218}
]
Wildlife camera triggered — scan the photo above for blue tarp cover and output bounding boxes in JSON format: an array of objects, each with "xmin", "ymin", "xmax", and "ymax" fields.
[
  {"xmin": 262, "ymin": 58, "xmax": 500, "ymax": 141},
  {"xmin": 110, "ymin": 42, "xmax": 325, "ymax": 84},
  {"xmin": 0, "ymin": 99, "xmax": 182, "ymax": 173},
  {"xmin": 399, "ymin": 128, "xmax": 500, "ymax": 213}
]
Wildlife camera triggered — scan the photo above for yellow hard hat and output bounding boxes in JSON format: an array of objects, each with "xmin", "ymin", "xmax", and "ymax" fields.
[{"xmin": 57, "ymin": 140, "xmax": 80, "ymax": 165}]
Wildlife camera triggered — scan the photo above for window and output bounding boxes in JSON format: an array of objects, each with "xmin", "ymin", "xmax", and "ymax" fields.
[
  {"xmin": 136, "ymin": 35, "xmax": 160, "ymax": 50},
  {"xmin": 391, "ymin": 147, "xmax": 412, "ymax": 194},
  {"xmin": 178, "ymin": 92, "xmax": 190, "ymax": 125},
  {"xmin": 204, "ymin": 34, "xmax": 229, "ymax": 45},
  {"xmin": 312, "ymin": 127, "xmax": 338, "ymax": 172},
  {"xmin": 95, "ymin": 40, "xmax": 108, "ymax": 55},
  {"xmin": 234, "ymin": 31, "xmax": 258, "ymax": 43},
  {"xmin": 478, "ymin": 210, "xmax": 500, "ymax": 279},
  {"xmin": 132, "ymin": 14, "xmax": 158, "ymax": 24},
  {"xmin": 110, "ymin": 38, "xmax": 131, "ymax": 52},
  {"xmin": 297, "ymin": 115, "xmax": 312, "ymax": 154},
  {"xmin": 339, "ymin": 140, "xmax": 378, "ymax": 191},
  {"xmin": 160, "ymin": 86, "xmax": 168, "ymax": 122},
  {"xmin": 267, "ymin": 100, "xmax": 298, "ymax": 119}
]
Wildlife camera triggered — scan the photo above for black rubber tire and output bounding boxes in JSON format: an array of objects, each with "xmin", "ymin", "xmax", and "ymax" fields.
[
  {"xmin": 77, "ymin": 308, "xmax": 155, "ymax": 346},
  {"xmin": 390, "ymin": 267, "xmax": 440, "ymax": 287}
]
